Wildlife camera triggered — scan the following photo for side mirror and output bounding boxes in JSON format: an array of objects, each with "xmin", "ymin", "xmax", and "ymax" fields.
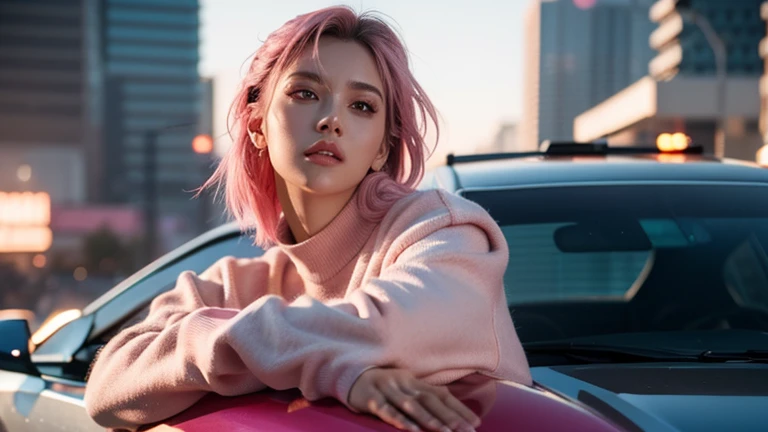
[{"xmin": 0, "ymin": 319, "xmax": 39, "ymax": 376}]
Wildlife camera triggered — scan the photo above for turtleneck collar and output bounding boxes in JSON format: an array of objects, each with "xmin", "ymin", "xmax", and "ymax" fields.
[{"xmin": 275, "ymin": 173, "xmax": 408, "ymax": 284}]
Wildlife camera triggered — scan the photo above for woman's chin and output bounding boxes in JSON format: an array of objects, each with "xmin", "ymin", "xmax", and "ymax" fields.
[
  {"xmin": 294, "ymin": 173, "xmax": 364, "ymax": 196},
  {"xmin": 302, "ymin": 184, "xmax": 357, "ymax": 197}
]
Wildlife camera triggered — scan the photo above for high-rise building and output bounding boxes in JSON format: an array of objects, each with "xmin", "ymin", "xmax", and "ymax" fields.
[
  {"xmin": 0, "ymin": 0, "xmax": 102, "ymax": 203},
  {"xmin": 519, "ymin": 0, "xmax": 655, "ymax": 149},
  {"xmin": 675, "ymin": 0, "xmax": 764, "ymax": 77},
  {"xmin": 100, "ymin": 0, "xmax": 205, "ymax": 250},
  {"xmin": 577, "ymin": 0, "xmax": 765, "ymax": 161},
  {"xmin": 519, "ymin": 2, "xmax": 541, "ymax": 153},
  {"xmin": 761, "ymin": 1, "xmax": 768, "ymax": 139}
]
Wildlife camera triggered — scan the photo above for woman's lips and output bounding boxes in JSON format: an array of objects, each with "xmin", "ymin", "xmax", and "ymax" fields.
[
  {"xmin": 305, "ymin": 153, "xmax": 342, "ymax": 166},
  {"xmin": 303, "ymin": 140, "xmax": 345, "ymax": 164}
]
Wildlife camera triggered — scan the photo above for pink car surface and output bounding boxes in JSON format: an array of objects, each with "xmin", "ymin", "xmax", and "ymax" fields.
[{"xmin": 145, "ymin": 381, "xmax": 621, "ymax": 432}]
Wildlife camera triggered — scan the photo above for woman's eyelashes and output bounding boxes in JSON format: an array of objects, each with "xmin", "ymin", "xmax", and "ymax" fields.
[
  {"xmin": 288, "ymin": 87, "xmax": 378, "ymax": 115},
  {"xmin": 290, "ymin": 89, "xmax": 318, "ymax": 100},
  {"xmin": 351, "ymin": 100, "xmax": 377, "ymax": 114}
]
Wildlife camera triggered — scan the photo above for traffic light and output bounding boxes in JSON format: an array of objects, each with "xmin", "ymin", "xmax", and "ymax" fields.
[{"xmin": 648, "ymin": 0, "xmax": 691, "ymax": 81}]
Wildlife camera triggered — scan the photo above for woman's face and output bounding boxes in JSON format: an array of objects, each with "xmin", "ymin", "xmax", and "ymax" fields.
[{"xmin": 259, "ymin": 37, "xmax": 388, "ymax": 197}]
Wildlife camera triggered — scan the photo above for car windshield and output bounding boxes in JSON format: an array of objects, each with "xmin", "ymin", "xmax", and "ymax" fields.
[{"xmin": 465, "ymin": 183, "xmax": 768, "ymax": 343}]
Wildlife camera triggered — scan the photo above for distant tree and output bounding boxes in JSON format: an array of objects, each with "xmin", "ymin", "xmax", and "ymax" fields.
[
  {"xmin": 0, "ymin": 261, "xmax": 30, "ymax": 309},
  {"xmin": 83, "ymin": 226, "xmax": 127, "ymax": 276}
]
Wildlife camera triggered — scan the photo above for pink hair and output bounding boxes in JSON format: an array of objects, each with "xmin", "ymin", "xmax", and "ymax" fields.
[{"xmin": 202, "ymin": 6, "xmax": 439, "ymax": 248}]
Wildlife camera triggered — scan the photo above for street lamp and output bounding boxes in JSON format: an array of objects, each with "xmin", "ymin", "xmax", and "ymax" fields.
[
  {"xmin": 682, "ymin": 9, "xmax": 728, "ymax": 158},
  {"xmin": 191, "ymin": 134, "xmax": 215, "ymax": 234},
  {"xmin": 142, "ymin": 122, "xmax": 197, "ymax": 261},
  {"xmin": 649, "ymin": 0, "xmax": 728, "ymax": 157}
]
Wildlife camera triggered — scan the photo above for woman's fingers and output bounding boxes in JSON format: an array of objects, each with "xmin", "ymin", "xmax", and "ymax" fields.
[
  {"xmin": 347, "ymin": 368, "xmax": 480, "ymax": 432},
  {"xmin": 380, "ymin": 382, "xmax": 444, "ymax": 432},
  {"xmin": 417, "ymin": 390, "xmax": 476, "ymax": 432},
  {"xmin": 435, "ymin": 387, "xmax": 481, "ymax": 428},
  {"xmin": 369, "ymin": 397, "xmax": 422, "ymax": 432}
]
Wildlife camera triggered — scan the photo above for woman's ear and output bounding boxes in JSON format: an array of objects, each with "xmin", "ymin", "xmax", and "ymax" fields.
[
  {"xmin": 247, "ymin": 116, "xmax": 266, "ymax": 149},
  {"xmin": 371, "ymin": 140, "xmax": 390, "ymax": 172}
]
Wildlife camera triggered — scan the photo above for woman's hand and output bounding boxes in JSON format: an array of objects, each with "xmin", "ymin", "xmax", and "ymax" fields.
[{"xmin": 348, "ymin": 368, "xmax": 481, "ymax": 432}]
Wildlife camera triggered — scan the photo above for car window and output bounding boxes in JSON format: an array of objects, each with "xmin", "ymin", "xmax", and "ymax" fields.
[
  {"xmin": 502, "ymin": 223, "xmax": 651, "ymax": 304},
  {"xmin": 464, "ymin": 183, "xmax": 768, "ymax": 340},
  {"xmin": 722, "ymin": 234, "xmax": 768, "ymax": 312},
  {"xmin": 93, "ymin": 233, "xmax": 264, "ymax": 342}
]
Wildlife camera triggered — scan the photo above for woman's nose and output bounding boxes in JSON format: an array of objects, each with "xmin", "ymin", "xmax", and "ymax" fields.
[{"xmin": 316, "ymin": 106, "xmax": 343, "ymax": 136}]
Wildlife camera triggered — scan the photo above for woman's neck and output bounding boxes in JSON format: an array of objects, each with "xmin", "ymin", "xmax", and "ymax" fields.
[{"xmin": 275, "ymin": 176, "xmax": 357, "ymax": 244}]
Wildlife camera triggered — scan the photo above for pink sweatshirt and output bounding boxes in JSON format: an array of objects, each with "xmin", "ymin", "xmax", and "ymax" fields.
[{"xmin": 84, "ymin": 174, "xmax": 532, "ymax": 430}]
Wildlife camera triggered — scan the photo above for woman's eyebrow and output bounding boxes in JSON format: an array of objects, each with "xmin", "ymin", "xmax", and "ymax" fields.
[
  {"xmin": 287, "ymin": 71, "xmax": 383, "ymax": 100},
  {"xmin": 287, "ymin": 71, "xmax": 324, "ymax": 84},
  {"xmin": 348, "ymin": 80, "xmax": 383, "ymax": 100}
]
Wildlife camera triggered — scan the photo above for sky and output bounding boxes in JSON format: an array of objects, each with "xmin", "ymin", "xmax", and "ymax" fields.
[{"xmin": 199, "ymin": 0, "xmax": 529, "ymax": 161}]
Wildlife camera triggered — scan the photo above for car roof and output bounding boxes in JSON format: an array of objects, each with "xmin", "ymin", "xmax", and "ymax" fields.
[{"xmin": 434, "ymin": 151, "xmax": 768, "ymax": 192}]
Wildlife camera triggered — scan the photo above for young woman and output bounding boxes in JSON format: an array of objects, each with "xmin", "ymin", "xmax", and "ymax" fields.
[{"xmin": 85, "ymin": 6, "xmax": 531, "ymax": 432}]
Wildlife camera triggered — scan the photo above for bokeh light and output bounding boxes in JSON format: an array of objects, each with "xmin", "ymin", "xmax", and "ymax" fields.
[
  {"xmin": 73, "ymin": 266, "xmax": 88, "ymax": 281},
  {"xmin": 17, "ymin": 164, "xmax": 31, "ymax": 182},
  {"xmin": 32, "ymin": 254, "xmax": 47, "ymax": 268},
  {"xmin": 757, "ymin": 144, "xmax": 768, "ymax": 166},
  {"xmin": 574, "ymin": 0, "xmax": 597, "ymax": 10},
  {"xmin": 192, "ymin": 134, "xmax": 214, "ymax": 154},
  {"xmin": 656, "ymin": 133, "xmax": 689, "ymax": 152}
]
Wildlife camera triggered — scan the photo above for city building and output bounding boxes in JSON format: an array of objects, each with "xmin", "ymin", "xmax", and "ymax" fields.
[
  {"xmin": 0, "ymin": 0, "xmax": 105, "ymax": 271},
  {"xmin": 198, "ymin": 76, "xmax": 228, "ymax": 230},
  {"xmin": 575, "ymin": 0, "xmax": 764, "ymax": 161},
  {"xmin": 673, "ymin": 0, "xmax": 763, "ymax": 77},
  {"xmin": 1, "ymin": 0, "xmax": 212, "ymax": 271},
  {"xmin": 760, "ymin": 1, "xmax": 768, "ymax": 141},
  {"xmin": 100, "ymin": 0, "xmax": 208, "ymax": 252},
  {"xmin": 0, "ymin": 0, "xmax": 102, "ymax": 203},
  {"xmin": 519, "ymin": 0, "xmax": 656, "ymax": 150}
]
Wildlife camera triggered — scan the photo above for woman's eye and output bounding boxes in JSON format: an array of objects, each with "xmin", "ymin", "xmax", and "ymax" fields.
[
  {"xmin": 351, "ymin": 101, "xmax": 375, "ymax": 113},
  {"xmin": 292, "ymin": 90, "xmax": 317, "ymax": 100}
]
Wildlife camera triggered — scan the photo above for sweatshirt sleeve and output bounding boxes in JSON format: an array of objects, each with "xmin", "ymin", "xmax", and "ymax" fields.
[
  {"xmin": 86, "ymin": 202, "xmax": 531, "ymax": 431},
  {"xmin": 84, "ymin": 254, "xmax": 278, "ymax": 431}
]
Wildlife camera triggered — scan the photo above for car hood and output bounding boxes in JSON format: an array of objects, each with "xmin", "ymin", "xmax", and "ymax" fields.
[
  {"xmin": 149, "ymin": 381, "xmax": 620, "ymax": 432},
  {"xmin": 533, "ymin": 362, "xmax": 768, "ymax": 432}
]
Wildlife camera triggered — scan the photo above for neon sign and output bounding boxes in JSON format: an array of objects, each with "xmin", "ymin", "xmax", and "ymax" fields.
[{"xmin": 0, "ymin": 192, "xmax": 52, "ymax": 253}]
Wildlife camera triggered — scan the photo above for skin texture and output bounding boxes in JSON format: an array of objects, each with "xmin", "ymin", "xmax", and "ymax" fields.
[
  {"xmin": 247, "ymin": 37, "xmax": 479, "ymax": 432},
  {"xmin": 250, "ymin": 37, "xmax": 389, "ymax": 243}
]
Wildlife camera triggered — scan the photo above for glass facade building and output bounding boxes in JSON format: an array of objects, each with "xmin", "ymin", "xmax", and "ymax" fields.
[
  {"xmin": 0, "ymin": 0, "xmax": 99, "ymax": 203},
  {"xmin": 100, "ymin": 0, "xmax": 206, "ymax": 248},
  {"xmin": 676, "ymin": 0, "xmax": 764, "ymax": 77},
  {"xmin": 521, "ymin": 0, "xmax": 656, "ymax": 147},
  {"xmin": 0, "ymin": 0, "xmax": 84, "ymax": 145}
]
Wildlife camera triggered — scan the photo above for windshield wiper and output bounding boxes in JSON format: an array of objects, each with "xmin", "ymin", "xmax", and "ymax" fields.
[
  {"xmin": 524, "ymin": 343, "xmax": 699, "ymax": 365},
  {"xmin": 697, "ymin": 350, "xmax": 768, "ymax": 363},
  {"xmin": 525, "ymin": 342, "xmax": 768, "ymax": 366}
]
